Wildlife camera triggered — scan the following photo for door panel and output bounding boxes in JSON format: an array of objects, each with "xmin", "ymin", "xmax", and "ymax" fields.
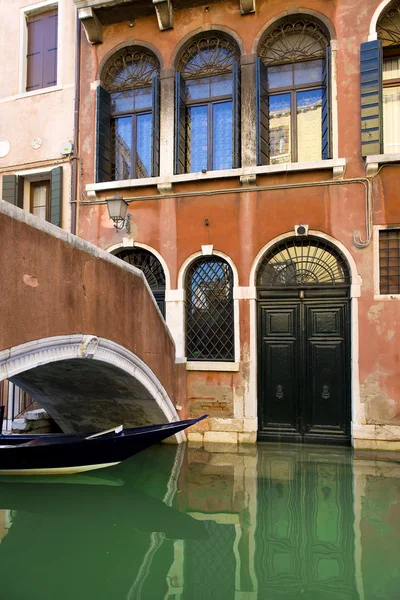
[
  {"xmin": 259, "ymin": 304, "xmax": 300, "ymax": 439},
  {"xmin": 307, "ymin": 342, "xmax": 346, "ymax": 435},
  {"xmin": 258, "ymin": 299, "xmax": 350, "ymax": 444},
  {"xmin": 263, "ymin": 341, "xmax": 298, "ymax": 431},
  {"xmin": 305, "ymin": 303, "xmax": 348, "ymax": 442}
]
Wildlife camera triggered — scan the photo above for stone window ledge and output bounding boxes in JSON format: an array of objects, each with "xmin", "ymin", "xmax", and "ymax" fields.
[
  {"xmin": 186, "ymin": 361, "xmax": 240, "ymax": 372},
  {"xmin": 15, "ymin": 85, "xmax": 63, "ymax": 100},
  {"xmin": 85, "ymin": 158, "xmax": 347, "ymax": 198},
  {"xmin": 374, "ymin": 294, "xmax": 400, "ymax": 301},
  {"xmin": 366, "ymin": 154, "xmax": 400, "ymax": 176}
]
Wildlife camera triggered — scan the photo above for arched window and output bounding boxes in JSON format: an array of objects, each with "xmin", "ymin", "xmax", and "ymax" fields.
[
  {"xmin": 257, "ymin": 238, "xmax": 351, "ymax": 290},
  {"xmin": 113, "ymin": 248, "xmax": 166, "ymax": 317},
  {"xmin": 185, "ymin": 257, "xmax": 234, "ymax": 361},
  {"xmin": 96, "ymin": 47, "xmax": 160, "ymax": 182},
  {"xmin": 175, "ymin": 33, "xmax": 241, "ymax": 174},
  {"xmin": 257, "ymin": 18, "xmax": 331, "ymax": 165},
  {"xmin": 378, "ymin": 2, "xmax": 400, "ymax": 154}
]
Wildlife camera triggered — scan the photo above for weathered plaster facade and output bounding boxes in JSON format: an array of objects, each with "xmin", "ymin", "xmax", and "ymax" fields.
[
  {"xmin": 0, "ymin": 0, "xmax": 76, "ymax": 231},
  {"xmin": 70, "ymin": 0, "xmax": 400, "ymax": 448}
]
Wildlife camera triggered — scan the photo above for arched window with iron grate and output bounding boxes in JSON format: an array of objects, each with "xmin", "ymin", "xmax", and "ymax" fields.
[
  {"xmin": 113, "ymin": 248, "xmax": 166, "ymax": 317},
  {"xmin": 185, "ymin": 257, "xmax": 234, "ymax": 361}
]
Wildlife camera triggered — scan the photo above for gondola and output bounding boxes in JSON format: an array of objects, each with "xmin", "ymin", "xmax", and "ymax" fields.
[{"xmin": 0, "ymin": 407, "xmax": 207, "ymax": 475}]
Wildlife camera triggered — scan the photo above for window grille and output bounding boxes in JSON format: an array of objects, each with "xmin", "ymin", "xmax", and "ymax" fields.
[
  {"xmin": 186, "ymin": 258, "xmax": 234, "ymax": 361},
  {"xmin": 178, "ymin": 35, "xmax": 240, "ymax": 78},
  {"xmin": 377, "ymin": 1, "xmax": 400, "ymax": 46},
  {"xmin": 103, "ymin": 48, "xmax": 159, "ymax": 93},
  {"xmin": 257, "ymin": 238, "xmax": 350, "ymax": 288},
  {"xmin": 258, "ymin": 18, "xmax": 329, "ymax": 65},
  {"xmin": 379, "ymin": 229, "xmax": 400, "ymax": 294},
  {"xmin": 114, "ymin": 248, "xmax": 166, "ymax": 316}
]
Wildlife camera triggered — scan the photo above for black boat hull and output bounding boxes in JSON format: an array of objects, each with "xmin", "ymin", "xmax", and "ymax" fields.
[{"xmin": 0, "ymin": 415, "xmax": 207, "ymax": 475}]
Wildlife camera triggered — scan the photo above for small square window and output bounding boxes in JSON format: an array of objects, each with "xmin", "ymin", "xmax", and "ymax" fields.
[{"xmin": 379, "ymin": 229, "xmax": 400, "ymax": 294}]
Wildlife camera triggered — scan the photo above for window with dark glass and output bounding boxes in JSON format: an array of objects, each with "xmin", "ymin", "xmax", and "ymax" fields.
[
  {"xmin": 379, "ymin": 229, "xmax": 400, "ymax": 294},
  {"xmin": 113, "ymin": 248, "xmax": 166, "ymax": 317},
  {"xmin": 26, "ymin": 8, "xmax": 58, "ymax": 92},
  {"xmin": 175, "ymin": 34, "xmax": 241, "ymax": 174},
  {"xmin": 96, "ymin": 48, "xmax": 160, "ymax": 183},
  {"xmin": 185, "ymin": 257, "xmax": 234, "ymax": 361},
  {"xmin": 257, "ymin": 18, "xmax": 331, "ymax": 165}
]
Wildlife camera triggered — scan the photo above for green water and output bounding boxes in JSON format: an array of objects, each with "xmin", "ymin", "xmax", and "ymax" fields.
[{"xmin": 0, "ymin": 442, "xmax": 399, "ymax": 600}]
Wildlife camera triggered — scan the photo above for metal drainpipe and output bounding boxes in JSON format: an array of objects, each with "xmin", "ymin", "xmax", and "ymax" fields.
[{"xmin": 70, "ymin": 10, "xmax": 81, "ymax": 235}]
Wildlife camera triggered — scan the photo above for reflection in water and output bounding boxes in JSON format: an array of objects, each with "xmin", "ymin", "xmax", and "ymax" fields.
[{"xmin": 0, "ymin": 443, "xmax": 399, "ymax": 599}]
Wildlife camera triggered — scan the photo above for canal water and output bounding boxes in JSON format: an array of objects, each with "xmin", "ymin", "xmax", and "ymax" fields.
[{"xmin": 0, "ymin": 442, "xmax": 399, "ymax": 600}]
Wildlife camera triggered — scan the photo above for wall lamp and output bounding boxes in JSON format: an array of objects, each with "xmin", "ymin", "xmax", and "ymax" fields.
[{"xmin": 106, "ymin": 193, "xmax": 131, "ymax": 234}]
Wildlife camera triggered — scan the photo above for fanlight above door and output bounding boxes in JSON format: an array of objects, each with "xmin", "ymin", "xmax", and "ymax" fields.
[{"xmin": 257, "ymin": 238, "xmax": 351, "ymax": 288}]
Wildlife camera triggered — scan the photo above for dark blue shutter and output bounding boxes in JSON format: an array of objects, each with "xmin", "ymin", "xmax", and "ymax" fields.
[
  {"xmin": 50, "ymin": 166, "xmax": 62, "ymax": 227},
  {"xmin": 321, "ymin": 47, "xmax": 332, "ymax": 160},
  {"xmin": 256, "ymin": 57, "xmax": 269, "ymax": 165},
  {"xmin": 174, "ymin": 72, "xmax": 186, "ymax": 174},
  {"xmin": 360, "ymin": 40, "xmax": 383, "ymax": 156},
  {"xmin": 232, "ymin": 62, "xmax": 241, "ymax": 169},
  {"xmin": 151, "ymin": 73, "xmax": 160, "ymax": 177},
  {"xmin": 96, "ymin": 85, "xmax": 111, "ymax": 182}
]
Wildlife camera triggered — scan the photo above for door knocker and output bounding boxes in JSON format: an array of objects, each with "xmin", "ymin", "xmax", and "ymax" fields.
[{"xmin": 322, "ymin": 385, "xmax": 331, "ymax": 400}]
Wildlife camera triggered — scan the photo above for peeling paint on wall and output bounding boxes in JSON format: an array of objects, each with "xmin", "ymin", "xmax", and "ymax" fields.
[{"xmin": 361, "ymin": 370, "xmax": 399, "ymax": 425}]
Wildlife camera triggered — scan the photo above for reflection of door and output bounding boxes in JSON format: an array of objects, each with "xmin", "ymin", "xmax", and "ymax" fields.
[
  {"xmin": 256, "ymin": 446, "xmax": 358, "ymax": 599},
  {"xmin": 258, "ymin": 298, "xmax": 350, "ymax": 444}
]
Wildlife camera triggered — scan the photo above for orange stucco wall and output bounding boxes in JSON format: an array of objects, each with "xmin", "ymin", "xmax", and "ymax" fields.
[
  {"xmin": 76, "ymin": 0, "xmax": 400, "ymax": 436},
  {"xmin": 0, "ymin": 207, "xmax": 180, "ymax": 410}
]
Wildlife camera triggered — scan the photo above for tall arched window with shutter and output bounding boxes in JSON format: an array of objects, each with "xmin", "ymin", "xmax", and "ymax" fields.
[
  {"xmin": 175, "ymin": 33, "xmax": 241, "ymax": 174},
  {"xmin": 96, "ymin": 47, "xmax": 160, "ymax": 182},
  {"xmin": 257, "ymin": 18, "xmax": 331, "ymax": 165},
  {"xmin": 185, "ymin": 257, "xmax": 234, "ymax": 361}
]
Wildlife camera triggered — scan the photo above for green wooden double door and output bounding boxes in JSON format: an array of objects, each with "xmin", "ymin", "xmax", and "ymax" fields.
[{"xmin": 258, "ymin": 297, "xmax": 351, "ymax": 445}]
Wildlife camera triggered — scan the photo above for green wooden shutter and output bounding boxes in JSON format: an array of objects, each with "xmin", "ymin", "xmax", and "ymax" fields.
[
  {"xmin": 360, "ymin": 40, "xmax": 383, "ymax": 156},
  {"xmin": 96, "ymin": 85, "xmax": 111, "ymax": 182},
  {"xmin": 151, "ymin": 73, "xmax": 160, "ymax": 178},
  {"xmin": 232, "ymin": 62, "xmax": 241, "ymax": 169},
  {"xmin": 50, "ymin": 166, "xmax": 62, "ymax": 227},
  {"xmin": 2, "ymin": 175, "xmax": 23, "ymax": 207},
  {"xmin": 174, "ymin": 72, "xmax": 186, "ymax": 175},
  {"xmin": 321, "ymin": 47, "xmax": 332, "ymax": 160},
  {"xmin": 256, "ymin": 57, "xmax": 269, "ymax": 166}
]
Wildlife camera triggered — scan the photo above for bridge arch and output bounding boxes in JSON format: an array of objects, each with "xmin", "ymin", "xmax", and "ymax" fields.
[{"xmin": 0, "ymin": 334, "xmax": 184, "ymax": 441}]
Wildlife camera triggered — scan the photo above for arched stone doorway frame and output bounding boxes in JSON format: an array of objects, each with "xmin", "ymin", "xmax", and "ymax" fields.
[
  {"xmin": 0, "ymin": 334, "xmax": 185, "ymax": 442},
  {"xmin": 248, "ymin": 231, "xmax": 362, "ymax": 444}
]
